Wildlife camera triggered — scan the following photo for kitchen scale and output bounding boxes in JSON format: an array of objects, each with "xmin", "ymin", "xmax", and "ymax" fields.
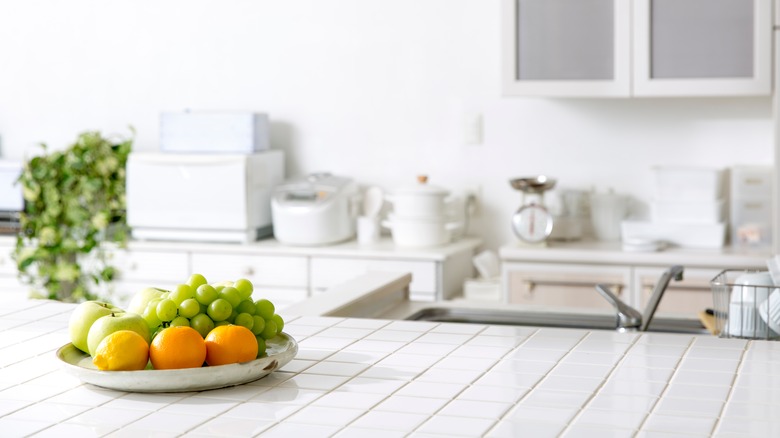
[{"xmin": 510, "ymin": 176, "xmax": 556, "ymax": 245}]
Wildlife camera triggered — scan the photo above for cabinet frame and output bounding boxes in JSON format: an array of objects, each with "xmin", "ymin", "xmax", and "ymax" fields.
[
  {"xmin": 501, "ymin": 0, "xmax": 632, "ymax": 97},
  {"xmin": 632, "ymin": 0, "xmax": 773, "ymax": 96}
]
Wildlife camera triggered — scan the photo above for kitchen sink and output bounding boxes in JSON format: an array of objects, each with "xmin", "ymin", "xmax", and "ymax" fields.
[
  {"xmin": 405, "ymin": 307, "xmax": 710, "ymax": 335},
  {"xmin": 285, "ymin": 271, "xmax": 713, "ymax": 336}
]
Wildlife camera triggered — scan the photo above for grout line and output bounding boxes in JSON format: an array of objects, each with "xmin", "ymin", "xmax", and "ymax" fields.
[
  {"xmin": 631, "ymin": 334, "xmax": 700, "ymax": 434},
  {"xmin": 555, "ymin": 330, "xmax": 644, "ymax": 437},
  {"xmin": 708, "ymin": 339, "xmax": 750, "ymax": 436}
]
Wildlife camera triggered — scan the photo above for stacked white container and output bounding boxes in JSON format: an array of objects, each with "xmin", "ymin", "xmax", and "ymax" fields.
[
  {"xmin": 622, "ymin": 166, "xmax": 727, "ymax": 248},
  {"xmin": 382, "ymin": 176, "xmax": 462, "ymax": 248},
  {"xmin": 730, "ymin": 166, "xmax": 773, "ymax": 248}
]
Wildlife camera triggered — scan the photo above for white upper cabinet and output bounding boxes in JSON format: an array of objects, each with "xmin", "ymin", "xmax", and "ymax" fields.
[
  {"xmin": 633, "ymin": 0, "xmax": 772, "ymax": 96},
  {"xmin": 502, "ymin": 0, "xmax": 773, "ymax": 97},
  {"xmin": 502, "ymin": 0, "xmax": 631, "ymax": 97}
]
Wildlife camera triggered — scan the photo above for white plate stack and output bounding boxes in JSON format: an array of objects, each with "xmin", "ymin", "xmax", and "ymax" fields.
[{"xmin": 622, "ymin": 166, "xmax": 726, "ymax": 249}]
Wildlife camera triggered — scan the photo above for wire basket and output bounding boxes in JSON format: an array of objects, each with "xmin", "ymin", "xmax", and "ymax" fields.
[{"xmin": 711, "ymin": 269, "xmax": 780, "ymax": 341}]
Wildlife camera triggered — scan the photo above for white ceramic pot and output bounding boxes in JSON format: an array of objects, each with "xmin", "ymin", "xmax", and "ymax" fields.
[
  {"xmin": 386, "ymin": 176, "xmax": 453, "ymax": 219},
  {"xmin": 382, "ymin": 215, "xmax": 461, "ymax": 248}
]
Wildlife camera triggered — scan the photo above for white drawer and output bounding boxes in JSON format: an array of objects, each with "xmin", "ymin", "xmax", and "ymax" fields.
[
  {"xmin": 191, "ymin": 253, "xmax": 308, "ymax": 288},
  {"xmin": 310, "ymin": 258, "xmax": 437, "ymax": 293},
  {"xmin": 111, "ymin": 250, "xmax": 189, "ymax": 283}
]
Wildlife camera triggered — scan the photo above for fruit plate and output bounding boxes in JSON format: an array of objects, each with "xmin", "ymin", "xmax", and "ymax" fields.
[{"xmin": 55, "ymin": 332, "xmax": 297, "ymax": 393}]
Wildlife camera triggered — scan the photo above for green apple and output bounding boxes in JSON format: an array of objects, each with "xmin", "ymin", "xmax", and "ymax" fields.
[
  {"xmin": 69, "ymin": 301, "xmax": 123, "ymax": 354},
  {"xmin": 87, "ymin": 312, "xmax": 151, "ymax": 356},
  {"xmin": 127, "ymin": 287, "xmax": 168, "ymax": 315}
]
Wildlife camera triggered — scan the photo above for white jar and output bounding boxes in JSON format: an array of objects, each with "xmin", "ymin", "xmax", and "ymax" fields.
[{"xmin": 386, "ymin": 176, "xmax": 453, "ymax": 219}]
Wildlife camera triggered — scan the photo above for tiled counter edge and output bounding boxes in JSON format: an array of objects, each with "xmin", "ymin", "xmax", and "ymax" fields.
[{"xmin": 2, "ymin": 300, "xmax": 780, "ymax": 437}]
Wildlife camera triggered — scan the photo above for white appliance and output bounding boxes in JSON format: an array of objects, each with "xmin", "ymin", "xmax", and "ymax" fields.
[
  {"xmin": 127, "ymin": 151, "xmax": 284, "ymax": 243},
  {"xmin": 271, "ymin": 173, "xmax": 359, "ymax": 246},
  {"xmin": 160, "ymin": 111, "xmax": 270, "ymax": 153}
]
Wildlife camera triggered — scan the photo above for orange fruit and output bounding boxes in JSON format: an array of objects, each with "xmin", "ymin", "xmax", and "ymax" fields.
[
  {"xmin": 204, "ymin": 324, "xmax": 258, "ymax": 366},
  {"xmin": 149, "ymin": 326, "xmax": 207, "ymax": 370}
]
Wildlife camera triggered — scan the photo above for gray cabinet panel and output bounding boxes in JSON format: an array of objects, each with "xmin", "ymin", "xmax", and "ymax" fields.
[
  {"xmin": 517, "ymin": 0, "xmax": 615, "ymax": 80},
  {"xmin": 650, "ymin": 0, "xmax": 754, "ymax": 79}
]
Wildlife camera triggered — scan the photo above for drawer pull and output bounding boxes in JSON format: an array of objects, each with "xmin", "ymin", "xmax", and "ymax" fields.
[
  {"xmin": 522, "ymin": 280, "xmax": 623, "ymax": 296},
  {"xmin": 243, "ymin": 267, "xmax": 255, "ymax": 276},
  {"xmin": 642, "ymin": 283, "xmax": 708, "ymax": 292}
]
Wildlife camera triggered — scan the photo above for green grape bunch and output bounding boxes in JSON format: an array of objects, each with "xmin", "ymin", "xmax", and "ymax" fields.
[{"xmin": 133, "ymin": 274, "xmax": 285, "ymax": 358}]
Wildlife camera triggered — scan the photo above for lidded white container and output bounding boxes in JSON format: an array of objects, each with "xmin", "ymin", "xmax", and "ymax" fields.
[
  {"xmin": 383, "ymin": 176, "xmax": 461, "ymax": 247},
  {"xmin": 385, "ymin": 175, "xmax": 452, "ymax": 219},
  {"xmin": 652, "ymin": 166, "xmax": 724, "ymax": 201},
  {"xmin": 651, "ymin": 199, "xmax": 725, "ymax": 224}
]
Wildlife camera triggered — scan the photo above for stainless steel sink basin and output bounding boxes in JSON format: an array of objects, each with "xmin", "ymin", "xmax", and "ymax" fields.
[{"xmin": 405, "ymin": 307, "xmax": 710, "ymax": 335}]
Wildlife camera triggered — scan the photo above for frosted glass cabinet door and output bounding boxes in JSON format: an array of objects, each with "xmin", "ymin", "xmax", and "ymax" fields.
[
  {"xmin": 502, "ymin": 0, "xmax": 631, "ymax": 97},
  {"xmin": 633, "ymin": 0, "xmax": 772, "ymax": 96}
]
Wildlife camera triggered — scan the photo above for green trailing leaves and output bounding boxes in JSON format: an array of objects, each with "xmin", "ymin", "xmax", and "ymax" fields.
[{"xmin": 13, "ymin": 130, "xmax": 133, "ymax": 302}]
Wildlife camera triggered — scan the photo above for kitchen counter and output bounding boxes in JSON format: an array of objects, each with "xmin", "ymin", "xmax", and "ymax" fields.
[
  {"xmin": 0, "ymin": 235, "xmax": 483, "ymax": 262},
  {"xmin": 500, "ymin": 240, "xmax": 771, "ymax": 269},
  {"xmin": 3, "ymin": 299, "xmax": 780, "ymax": 437}
]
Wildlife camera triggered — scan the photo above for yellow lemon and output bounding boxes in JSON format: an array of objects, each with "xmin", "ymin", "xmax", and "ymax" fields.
[{"xmin": 92, "ymin": 330, "xmax": 149, "ymax": 371}]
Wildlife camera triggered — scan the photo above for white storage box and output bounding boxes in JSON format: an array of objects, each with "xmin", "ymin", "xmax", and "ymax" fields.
[
  {"xmin": 621, "ymin": 220, "xmax": 726, "ymax": 248},
  {"xmin": 127, "ymin": 151, "xmax": 284, "ymax": 242},
  {"xmin": 730, "ymin": 166, "xmax": 772, "ymax": 198},
  {"xmin": 650, "ymin": 199, "xmax": 725, "ymax": 224},
  {"xmin": 652, "ymin": 166, "xmax": 724, "ymax": 201},
  {"xmin": 160, "ymin": 111, "xmax": 270, "ymax": 153}
]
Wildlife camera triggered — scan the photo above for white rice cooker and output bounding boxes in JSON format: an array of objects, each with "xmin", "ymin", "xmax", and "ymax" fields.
[{"xmin": 271, "ymin": 173, "xmax": 360, "ymax": 246}]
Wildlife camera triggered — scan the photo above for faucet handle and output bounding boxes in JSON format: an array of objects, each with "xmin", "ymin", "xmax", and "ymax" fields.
[{"xmin": 595, "ymin": 284, "xmax": 642, "ymax": 331}]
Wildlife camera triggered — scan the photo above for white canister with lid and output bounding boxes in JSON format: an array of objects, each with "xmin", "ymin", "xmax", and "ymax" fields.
[
  {"xmin": 382, "ymin": 215, "xmax": 461, "ymax": 247},
  {"xmin": 386, "ymin": 175, "xmax": 453, "ymax": 219}
]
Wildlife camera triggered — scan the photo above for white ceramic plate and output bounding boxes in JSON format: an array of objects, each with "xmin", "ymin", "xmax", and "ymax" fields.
[{"xmin": 55, "ymin": 332, "xmax": 297, "ymax": 393}]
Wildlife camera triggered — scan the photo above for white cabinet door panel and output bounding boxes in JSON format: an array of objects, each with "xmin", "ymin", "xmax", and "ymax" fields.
[
  {"xmin": 191, "ymin": 253, "xmax": 308, "ymax": 288},
  {"xmin": 502, "ymin": 0, "xmax": 631, "ymax": 96},
  {"xmin": 502, "ymin": 262, "xmax": 633, "ymax": 308},
  {"xmin": 311, "ymin": 258, "xmax": 437, "ymax": 293},
  {"xmin": 110, "ymin": 250, "xmax": 189, "ymax": 282},
  {"xmin": 633, "ymin": 266, "xmax": 720, "ymax": 318}
]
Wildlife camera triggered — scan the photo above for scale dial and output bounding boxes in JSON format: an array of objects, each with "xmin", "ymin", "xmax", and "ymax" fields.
[{"xmin": 511, "ymin": 204, "xmax": 553, "ymax": 243}]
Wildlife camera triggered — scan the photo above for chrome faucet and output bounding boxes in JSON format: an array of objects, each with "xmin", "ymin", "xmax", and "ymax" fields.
[{"xmin": 595, "ymin": 265, "xmax": 684, "ymax": 332}]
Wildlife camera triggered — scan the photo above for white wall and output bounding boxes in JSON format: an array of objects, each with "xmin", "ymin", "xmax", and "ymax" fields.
[{"xmin": 0, "ymin": 0, "xmax": 773, "ymax": 251}]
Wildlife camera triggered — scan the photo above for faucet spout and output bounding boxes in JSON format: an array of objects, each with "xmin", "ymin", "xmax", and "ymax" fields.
[
  {"xmin": 639, "ymin": 265, "xmax": 684, "ymax": 332},
  {"xmin": 595, "ymin": 284, "xmax": 642, "ymax": 331},
  {"xmin": 594, "ymin": 265, "xmax": 685, "ymax": 333}
]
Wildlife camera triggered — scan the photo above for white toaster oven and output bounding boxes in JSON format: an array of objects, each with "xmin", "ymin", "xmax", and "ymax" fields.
[{"xmin": 126, "ymin": 151, "xmax": 284, "ymax": 243}]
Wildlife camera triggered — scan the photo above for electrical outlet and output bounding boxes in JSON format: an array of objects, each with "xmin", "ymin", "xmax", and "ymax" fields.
[{"xmin": 463, "ymin": 111, "xmax": 483, "ymax": 146}]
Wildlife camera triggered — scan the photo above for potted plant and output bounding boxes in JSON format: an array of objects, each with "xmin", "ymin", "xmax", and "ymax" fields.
[{"xmin": 13, "ymin": 130, "xmax": 133, "ymax": 302}]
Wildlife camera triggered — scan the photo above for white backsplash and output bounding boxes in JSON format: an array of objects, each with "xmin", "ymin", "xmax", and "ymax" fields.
[{"xmin": 0, "ymin": 1, "xmax": 772, "ymax": 250}]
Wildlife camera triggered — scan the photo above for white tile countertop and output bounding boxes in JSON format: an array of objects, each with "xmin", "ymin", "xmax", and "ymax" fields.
[{"xmin": 3, "ymin": 299, "xmax": 780, "ymax": 437}]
